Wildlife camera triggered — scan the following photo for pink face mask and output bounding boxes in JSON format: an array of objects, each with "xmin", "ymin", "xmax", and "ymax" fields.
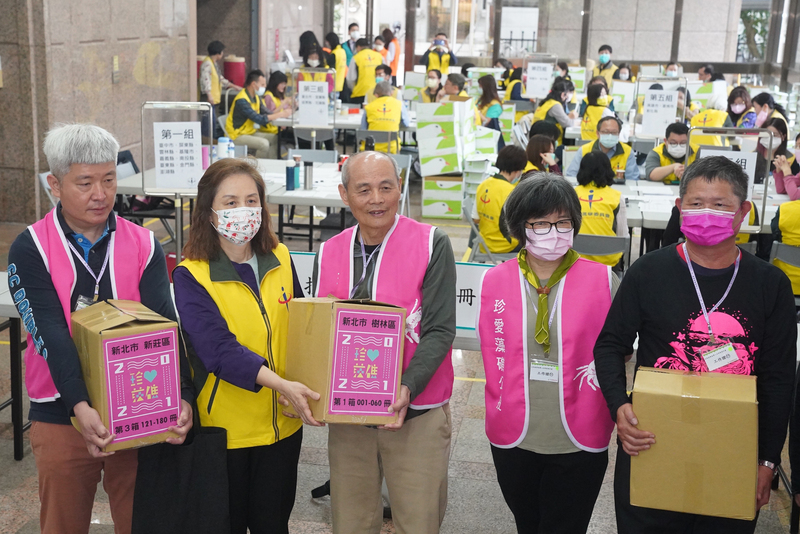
[
  {"xmin": 680, "ymin": 208, "xmax": 741, "ymax": 247},
  {"xmin": 754, "ymin": 109, "xmax": 769, "ymax": 128},
  {"xmin": 730, "ymin": 103, "xmax": 746, "ymax": 114},
  {"xmin": 525, "ymin": 227, "xmax": 573, "ymax": 261}
]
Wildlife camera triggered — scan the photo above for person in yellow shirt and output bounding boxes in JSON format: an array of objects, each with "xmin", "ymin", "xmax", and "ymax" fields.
[
  {"xmin": 503, "ymin": 67, "xmax": 537, "ymax": 122},
  {"xmin": 366, "ymin": 65, "xmax": 401, "ymax": 104},
  {"xmin": 530, "ymin": 79, "xmax": 575, "ymax": 144},
  {"xmin": 689, "ymin": 93, "xmax": 733, "ymax": 151},
  {"xmin": 645, "ymin": 123, "xmax": 695, "ymax": 184},
  {"xmin": 472, "ymin": 146, "xmax": 529, "ymax": 253},
  {"xmin": 592, "ymin": 44, "xmax": 618, "ymax": 86},
  {"xmin": 524, "ymin": 134, "xmax": 557, "ymax": 173},
  {"xmin": 325, "ymin": 32, "xmax": 348, "ymax": 95},
  {"xmin": 580, "ymin": 84, "xmax": 615, "ymax": 141},
  {"xmin": 361, "ymin": 82, "xmax": 410, "ymax": 153},
  {"xmin": 574, "ymin": 151, "xmax": 629, "ymax": 268},
  {"xmin": 199, "ymin": 40, "xmax": 242, "ymax": 139},
  {"xmin": 421, "ymin": 69, "xmax": 444, "ymax": 103},
  {"xmin": 771, "ymin": 201, "xmax": 800, "ymax": 296},
  {"xmin": 225, "ymin": 70, "xmax": 292, "ymax": 159},
  {"xmin": 752, "ymin": 92, "xmax": 790, "ymax": 131},
  {"xmin": 477, "ymin": 75, "xmax": 503, "ymax": 125},
  {"xmin": 421, "ymin": 32, "xmax": 458, "ymax": 73},
  {"xmin": 345, "ymin": 39, "xmax": 383, "ymax": 105},
  {"xmin": 440, "ymin": 73, "xmax": 468, "ymax": 101}
]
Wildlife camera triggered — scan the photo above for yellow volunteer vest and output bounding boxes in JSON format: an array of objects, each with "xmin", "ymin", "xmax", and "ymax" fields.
[
  {"xmin": 592, "ymin": 64, "xmax": 618, "ymax": 87},
  {"xmin": 653, "ymin": 143, "xmax": 697, "ymax": 184},
  {"xmin": 775, "ymin": 201, "xmax": 800, "ymax": 294},
  {"xmin": 225, "ymin": 89, "xmax": 265, "ymax": 141},
  {"xmin": 202, "ymin": 56, "xmax": 221, "ymax": 104},
  {"xmin": 581, "ymin": 140, "xmax": 631, "ymax": 173},
  {"xmin": 532, "ymin": 99, "xmax": 564, "ymax": 143},
  {"xmin": 352, "ymin": 49, "xmax": 383, "ymax": 98},
  {"xmin": 524, "ymin": 161, "xmax": 543, "ymax": 173},
  {"xmin": 421, "ymin": 87, "xmax": 440, "ymax": 103},
  {"xmin": 367, "ymin": 86, "xmax": 401, "ymax": 104},
  {"xmin": 504, "ymin": 80, "xmax": 529, "ymax": 122},
  {"xmin": 580, "ymin": 105, "xmax": 606, "ymax": 140},
  {"xmin": 476, "ymin": 175, "xmax": 518, "ymax": 253},
  {"xmin": 179, "ymin": 245, "xmax": 302, "ymax": 449},
  {"xmin": 770, "ymin": 109, "xmax": 789, "ymax": 132},
  {"xmin": 574, "ymin": 183, "xmax": 622, "ymax": 266},
  {"xmin": 736, "ymin": 107, "xmax": 755, "ymax": 127},
  {"xmin": 476, "ymin": 99, "xmax": 502, "ymax": 126},
  {"xmin": 364, "ymin": 96, "xmax": 402, "ymax": 153},
  {"xmin": 331, "ymin": 45, "xmax": 348, "ymax": 92},
  {"xmin": 427, "ymin": 51, "xmax": 451, "ymax": 73},
  {"xmin": 263, "ymin": 91, "xmax": 282, "ymax": 134},
  {"xmin": 690, "ymin": 109, "xmax": 729, "ymax": 148}
]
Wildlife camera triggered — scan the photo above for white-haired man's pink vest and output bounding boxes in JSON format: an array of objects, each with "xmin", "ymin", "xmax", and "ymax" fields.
[
  {"xmin": 316, "ymin": 215, "xmax": 454, "ymax": 409},
  {"xmin": 21, "ymin": 209, "xmax": 154, "ymax": 402},
  {"xmin": 477, "ymin": 257, "xmax": 615, "ymax": 451}
]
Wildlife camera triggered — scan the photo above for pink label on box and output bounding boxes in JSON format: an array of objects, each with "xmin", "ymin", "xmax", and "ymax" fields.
[
  {"xmin": 104, "ymin": 329, "xmax": 181, "ymax": 443},
  {"xmin": 329, "ymin": 308, "xmax": 404, "ymax": 416}
]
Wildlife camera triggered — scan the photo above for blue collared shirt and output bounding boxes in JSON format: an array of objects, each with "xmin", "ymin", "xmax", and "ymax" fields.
[
  {"xmin": 69, "ymin": 225, "xmax": 110, "ymax": 263},
  {"xmin": 566, "ymin": 143, "xmax": 640, "ymax": 181}
]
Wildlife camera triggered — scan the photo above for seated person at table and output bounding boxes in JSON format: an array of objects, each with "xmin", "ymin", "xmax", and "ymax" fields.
[
  {"xmin": 646, "ymin": 123, "xmax": 696, "ymax": 184},
  {"xmin": 503, "ymin": 67, "xmax": 535, "ymax": 122},
  {"xmin": 771, "ymin": 201, "xmax": 800, "ymax": 295},
  {"xmin": 226, "ymin": 69, "xmax": 291, "ymax": 159},
  {"xmin": 421, "ymin": 69, "xmax": 444, "ymax": 103},
  {"xmin": 763, "ymin": 117, "xmax": 798, "ymax": 174},
  {"xmin": 366, "ymin": 64, "xmax": 401, "ymax": 103},
  {"xmin": 676, "ymin": 87, "xmax": 697, "ymax": 121},
  {"xmin": 471, "ymin": 145, "xmax": 528, "ymax": 253},
  {"xmin": 566, "ymin": 116, "xmax": 639, "ymax": 180},
  {"xmin": 728, "ymin": 86, "xmax": 757, "ymax": 127},
  {"xmin": 496, "ymin": 58, "xmax": 514, "ymax": 90},
  {"xmin": 531, "ymin": 79, "xmax": 575, "ymax": 144},
  {"xmin": 753, "ymin": 92, "xmax": 789, "ymax": 130},
  {"xmin": 663, "ymin": 203, "xmax": 761, "ymax": 256},
  {"xmin": 298, "ymin": 44, "xmax": 335, "ymax": 93},
  {"xmin": 579, "ymin": 76, "xmax": 614, "ymax": 117},
  {"xmin": 581, "ymin": 83, "xmax": 615, "ymax": 141},
  {"xmin": 689, "ymin": 93, "xmax": 732, "ymax": 150},
  {"xmin": 476, "ymin": 75, "xmax": 504, "ymax": 129},
  {"xmin": 574, "ymin": 151, "xmax": 629, "ymax": 268},
  {"xmin": 262, "ymin": 71, "xmax": 292, "ymax": 138},
  {"xmin": 613, "ymin": 62, "xmax": 633, "ymax": 82},
  {"xmin": 460, "ymin": 62, "xmax": 476, "ymax": 77},
  {"xmin": 361, "ymin": 81, "xmax": 410, "ymax": 153},
  {"xmin": 592, "ymin": 44, "xmax": 618, "ymax": 86},
  {"xmin": 525, "ymin": 134, "xmax": 557, "ymax": 174},
  {"xmin": 439, "ymin": 73, "xmax": 468, "ymax": 101}
]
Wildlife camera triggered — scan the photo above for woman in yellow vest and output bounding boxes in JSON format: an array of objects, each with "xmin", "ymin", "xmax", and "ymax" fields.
[
  {"xmin": 476, "ymin": 75, "xmax": 504, "ymax": 128},
  {"xmin": 421, "ymin": 69, "xmax": 444, "ymax": 103},
  {"xmin": 363, "ymin": 81, "xmax": 405, "ymax": 153},
  {"xmin": 574, "ymin": 152, "xmax": 628, "ymax": 267},
  {"xmin": 524, "ymin": 134, "xmax": 557, "ymax": 174},
  {"xmin": 173, "ymin": 158, "xmax": 323, "ymax": 533},
  {"xmin": 496, "ymin": 58, "xmax": 514, "ymax": 90},
  {"xmin": 325, "ymin": 32, "xmax": 348, "ymax": 94},
  {"xmin": 297, "ymin": 45, "xmax": 334, "ymax": 93},
  {"xmin": 727, "ymin": 86, "xmax": 757, "ymax": 127},
  {"xmin": 503, "ymin": 68, "xmax": 536, "ymax": 123},
  {"xmin": 530, "ymin": 79, "xmax": 575, "ymax": 144},
  {"xmin": 772, "ymin": 201, "xmax": 800, "ymax": 295},
  {"xmin": 760, "ymin": 117, "xmax": 800, "ymax": 176},
  {"xmin": 580, "ymin": 84, "xmax": 614, "ymax": 141},
  {"xmin": 472, "ymin": 145, "xmax": 528, "ymax": 253},
  {"xmin": 752, "ymin": 92, "xmax": 789, "ymax": 131},
  {"xmin": 578, "ymin": 76, "xmax": 615, "ymax": 117}
]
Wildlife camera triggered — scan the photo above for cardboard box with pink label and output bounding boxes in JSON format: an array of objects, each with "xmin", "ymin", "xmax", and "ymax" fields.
[
  {"xmin": 70, "ymin": 300, "xmax": 182, "ymax": 452},
  {"xmin": 284, "ymin": 298, "xmax": 406, "ymax": 425}
]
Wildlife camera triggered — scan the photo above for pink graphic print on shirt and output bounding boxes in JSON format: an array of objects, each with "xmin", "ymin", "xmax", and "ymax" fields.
[{"xmin": 654, "ymin": 311, "xmax": 757, "ymax": 375}]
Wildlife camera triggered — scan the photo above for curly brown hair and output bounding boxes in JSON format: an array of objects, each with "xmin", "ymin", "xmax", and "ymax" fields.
[{"xmin": 183, "ymin": 158, "xmax": 277, "ymax": 261}]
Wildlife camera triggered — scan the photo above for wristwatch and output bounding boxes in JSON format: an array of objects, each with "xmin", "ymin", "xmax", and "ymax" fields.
[{"xmin": 758, "ymin": 460, "xmax": 777, "ymax": 472}]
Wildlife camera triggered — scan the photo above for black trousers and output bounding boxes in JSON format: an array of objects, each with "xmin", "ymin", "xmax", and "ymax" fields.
[
  {"xmin": 491, "ymin": 445, "xmax": 608, "ymax": 534},
  {"xmin": 614, "ymin": 443, "xmax": 758, "ymax": 534},
  {"xmin": 227, "ymin": 428, "xmax": 303, "ymax": 534}
]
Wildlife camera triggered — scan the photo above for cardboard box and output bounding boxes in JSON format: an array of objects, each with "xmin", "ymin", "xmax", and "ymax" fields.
[
  {"xmin": 420, "ymin": 153, "xmax": 461, "ymax": 175},
  {"xmin": 284, "ymin": 298, "xmax": 406, "ymax": 425},
  {"xmin": 70, "ymin": 300, "xmax": 182, "ymax": 452},
  {"xmin": 630, "ymin": 367, "xmax": 757, "ymax": 520},
  {"xmin": 422, "ymin": 198, "xmax": 462, "ymax": 219}
]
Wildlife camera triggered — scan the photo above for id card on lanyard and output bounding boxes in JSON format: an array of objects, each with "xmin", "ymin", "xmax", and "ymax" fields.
[
  {"xmin": 683, "ymin": 243, "xmax": 741, "ymax": 372},
  {"xmin": 67, "ymin": 239, "xmax": 110, "ymax": 311},
  {"xmin": 524, "ymin": 281, "xmax": 561, "ymax": 382},
  {"xmin": 349, "ymin": 236, "xmax": 382, "ymax": 299}
]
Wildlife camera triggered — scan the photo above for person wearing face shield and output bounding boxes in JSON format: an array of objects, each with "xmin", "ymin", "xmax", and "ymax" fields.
[
  {"xmin": 531, "ymin": 79, "xmax": 576, "ymax": 144},
  {"xmin": 592, "ymin": 44, "xmax": 618, "ymax": 87},
  {"xmin": 646, "ymin": 123, "xmax": 695, "ymax": 184},
  {"xmin": 471, "ymin": 145, "xmax": 529, "ymax": 253},
  {"xmin": 226, "ymin": 70, "xmax": 292, "ymax": 159},
  {"xmin": 477, "ymin": 174, "xmax": 619, "ymax": 534},
  {"xmin": 595, "ymin": 156, "xmax": 796, "ymax": 533},
  {"xmin": 566, "ymin": 116, "xmax": 639, "ymax": 180}
]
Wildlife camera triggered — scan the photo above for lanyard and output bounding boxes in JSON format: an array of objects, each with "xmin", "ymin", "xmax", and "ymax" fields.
[
  {"xmin": 349, "ymin": 236, "xmax": 382, "ymax": 299},
  {"xmin": 67, "ymin": 239, "xmax": 110, "ymax": 302},
  {"xmin": 682, "ymin": 243, "xmax": 740, "ymax": 344}
]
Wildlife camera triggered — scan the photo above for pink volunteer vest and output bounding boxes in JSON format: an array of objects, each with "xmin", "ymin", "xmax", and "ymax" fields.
[
  {"xmin": 21, "ymin": 209, "xmax": 154, "ymax": 402},
  {"xmin": 316, "ymin": 215, "xmax": 454, "ymax": 409},
  {"xmin": 477, "ymin": 257, "xmax": 615, "ymax": 451}
]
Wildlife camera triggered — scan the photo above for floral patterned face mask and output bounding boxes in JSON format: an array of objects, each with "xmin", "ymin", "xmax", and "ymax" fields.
[{"xmin": 212, "ymin": 207, "xmax": 262, "ymax": 245}]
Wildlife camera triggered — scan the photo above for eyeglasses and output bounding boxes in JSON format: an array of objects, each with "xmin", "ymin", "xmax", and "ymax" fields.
[{"xmin": 525, "ymin": 219, "xmax": 574, "ymax": 235}]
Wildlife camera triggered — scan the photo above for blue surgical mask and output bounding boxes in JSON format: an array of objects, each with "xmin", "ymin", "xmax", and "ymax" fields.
[
  {"xmin": 599, "ymin": 53, "xmax": 610, "ymax": 64},
  {"xmin": 666, "ymin": 70, "xmax": 678, "ymax": 77},
  {"xmin": 599, "ymin": 134, "xmax": 619, "ymax": 148},
  {"xmin": 375, "ymin": 76, "xmax": 385, "ymax": 84}
]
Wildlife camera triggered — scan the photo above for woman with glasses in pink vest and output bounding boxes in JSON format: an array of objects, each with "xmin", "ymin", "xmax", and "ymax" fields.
[{"xmin": 477, "ymin": 174, "xmax": 618, "ymax": 534}]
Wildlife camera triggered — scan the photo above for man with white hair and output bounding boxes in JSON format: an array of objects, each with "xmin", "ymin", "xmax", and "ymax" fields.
[
  {"xmin": 6, "ymin": 124, "xmax": 194, "ymax": 534},
  {"xmin": 361, "ymin": 81, "xmax": 410, "ymax": 153},
  {"xmin": 312, "ymin": 151, "xmax": 456, "ymax": 534}
]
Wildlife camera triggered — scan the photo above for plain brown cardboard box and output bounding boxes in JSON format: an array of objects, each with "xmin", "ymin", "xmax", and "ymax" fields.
[
  {"xmin": 631, "ymin": 367, "xmax": 758, "ymax": 520},
  {"xmin": 70, "ymin": 300, "xmax": 182, "ymax": 452},
  {"xmin": 284, "ymin": 297, "xmax": 406, "ymax": 425}
]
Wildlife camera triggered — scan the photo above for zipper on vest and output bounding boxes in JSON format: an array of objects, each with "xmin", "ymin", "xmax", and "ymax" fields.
[
  {"xmin": 247, "ymin": 287, "xmax": 281, "ymax": 442},
  {"xmin": 207, "ymin": 376, "xmax": 221, "ymax": 414}
]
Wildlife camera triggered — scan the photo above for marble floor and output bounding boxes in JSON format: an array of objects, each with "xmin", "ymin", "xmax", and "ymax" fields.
[{"xmin": 0, "ymin": 181, "xmax": 795, "ymax": 533}]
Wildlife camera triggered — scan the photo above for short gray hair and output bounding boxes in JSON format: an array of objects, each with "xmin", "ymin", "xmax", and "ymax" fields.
[
  {"xmin": 374, "ymin": 81, "xmax": 393, "ymax": 97},
  {"xmin": 341, "ymin": 151, "xmax": 401, "ymax": 189},
  {"xmin": 679, "ymin": 156, "xmax": 748, "ymax": 202},
  {"xmin": 503, "ymin": 172, "xmax": 582, "ymax": 242},
  {"xmin": 43, "ymin": 123, "xmax": 120, "ymax": 179}
]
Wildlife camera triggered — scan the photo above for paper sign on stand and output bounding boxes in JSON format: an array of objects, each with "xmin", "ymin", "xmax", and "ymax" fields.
[
  {"xmin": 641, "ymin": 90, "xmax": 679, "ymax": 137},
  {"xmin": 700, "ymin": 149, "xmax": 757, "ymax": 199},
  {"xmin": 526, "ymin": 63, "xmax": 552, "ymax": 99},
  {"xmin": 153, "ymin": 122, "xmax": 202, "ymax": 190},
  {"xmin": 297, "ymin": 81, "xmax": 329, "ymax": 126}
]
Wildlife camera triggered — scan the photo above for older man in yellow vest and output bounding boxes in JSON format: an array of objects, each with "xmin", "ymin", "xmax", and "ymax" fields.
[
  {"xmin": 361, "ymin": 82, "xmax": 410, "ymax": 153},
  {"xmin": 225, "ymin": 70, "xmax": 291, "ymax": 159},
  {"xmin": 199, "ymin": 40, "xmax": 242, "ymax": 139},
  {"xmin": 346, "ymin": 39, "xmax": 383, "ymax": 105}
]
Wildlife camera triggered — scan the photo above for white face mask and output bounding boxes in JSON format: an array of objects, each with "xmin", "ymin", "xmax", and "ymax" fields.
[
  {"xmin": 350, "ymin": 31, "xmax": 360, "ymax": 40},
  {"xmin": 760, "ymin": 137, "xmax": 778, "ymax": 150},
  {"xmin": 374, "ymin": 44, "xmax": 384, "ymax": 51},
  {"xmin": 666, "ymin": 143, "xmax": 686, "ymax": 158},
  {"xmin": 308, "ymin": 59, "xmax": 320, "ymax": 68},
  {"xmin": 427, "ymin": 78, "xmax": 440, "ymax": 88},
  {"xmin": 256, "ymin": 86, "xmax": 266, "ymax": 96},
  {"xmin": 212, "ymin": 207, "xmax": 262, "ymax": 246},
  {"xmin": 525, "ymin": 227, "xmax": 574, "ymax": 261},
  {"xmin": 619, "ymin": 72, "xmax": 629, "ymax": 81}
]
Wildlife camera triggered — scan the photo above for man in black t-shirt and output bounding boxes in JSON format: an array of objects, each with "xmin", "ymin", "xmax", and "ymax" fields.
[{"xmin": 594, "ymin": 156, "xmax": 797, "ymax": 533}]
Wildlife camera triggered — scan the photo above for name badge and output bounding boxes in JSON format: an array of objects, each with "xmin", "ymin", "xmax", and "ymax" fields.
[
  {"xmin": 530, "ymin": 359, "xmax": 559, "ymax": 383},
  {"xmin": 702, "ymin": 343, "xmax": 739, "ymax": 372}
]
